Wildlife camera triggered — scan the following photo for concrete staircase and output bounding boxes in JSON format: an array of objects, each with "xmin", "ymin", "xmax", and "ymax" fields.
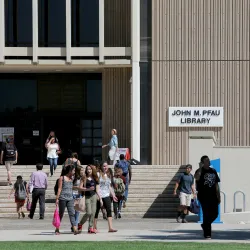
[{"xmin": 0, "ymin": 165, "xmax": 184, "ymax": 218}]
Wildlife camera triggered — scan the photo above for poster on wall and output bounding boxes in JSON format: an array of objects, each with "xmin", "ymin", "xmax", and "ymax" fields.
[
  {"xmin": 0, "ymin": 127, "xmax": 14, "ymax": 142},
  {"xmin": 2, "ymin": 134, "xmax": 14, "ymax": 143},
  {"xmin": 168, "ymin": 107, "xmax": 224, "ymax": 127}
]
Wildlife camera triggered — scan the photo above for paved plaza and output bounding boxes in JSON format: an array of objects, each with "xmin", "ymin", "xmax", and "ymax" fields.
[{"xmin": 0, "ymin": 218, "xmax": 250, "ymax": 243}]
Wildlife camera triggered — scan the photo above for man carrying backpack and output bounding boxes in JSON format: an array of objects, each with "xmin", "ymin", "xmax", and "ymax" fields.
[
  {"xmin": 173, "ymin": 164, "xmax": 196, "ymax": 223},
  {"xmin": 0, "ymin": 138, "xmax": 18, "ymax": 186},
  {"xmin": 113, "ymin": 167, "xmax": 126, "ymax": 219},
  {"xmin": 115, "ymin": 154, "xmax": 132, "ymax": 209}
]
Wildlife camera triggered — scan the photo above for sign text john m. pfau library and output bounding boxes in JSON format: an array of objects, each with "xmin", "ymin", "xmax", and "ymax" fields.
[{"xmin": 168, "ymin": 107, "xmax": 224, "ymax": 127}]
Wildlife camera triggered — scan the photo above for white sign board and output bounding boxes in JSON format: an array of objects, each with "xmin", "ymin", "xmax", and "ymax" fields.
[
  {"xmin": 168, "ymin": 107, "xmax": 224, "ymax": 127},
  {"xmin": 0, "ymin": 127, "xmax": 14, "ymax": 142},
  {"xmin": 33, "ymin": 130, "xmax": 39, "ymax": 136}
]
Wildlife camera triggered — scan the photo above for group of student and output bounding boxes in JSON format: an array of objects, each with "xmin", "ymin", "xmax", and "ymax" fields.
[{"xmin": 8, "ymin": 152, "xmax": 132, "ymax": 236}]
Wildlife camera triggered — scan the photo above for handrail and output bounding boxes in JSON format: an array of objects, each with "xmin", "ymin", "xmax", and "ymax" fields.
[
  {"xmin": 233, "ymin": 191, "xmax": 246, "ymax": 212},
  {"xmin": 220, "ymin": 191, "xmax": 226, "ymax": 213}
]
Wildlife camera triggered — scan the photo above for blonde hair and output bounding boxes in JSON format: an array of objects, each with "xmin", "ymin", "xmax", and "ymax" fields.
[{"xmin": 112, "ymin": 129, "xmax": 117, "ymax": 135}]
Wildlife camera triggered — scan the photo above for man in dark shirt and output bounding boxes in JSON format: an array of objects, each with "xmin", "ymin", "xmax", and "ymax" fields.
[
  {"xmin": 0, "ymin": 138, "xmax": 18, "ymax": 186},
  {"xmin": 174, "ymin": 164, "xmax": 196, "ymax": 223},
  {"xmin": 195, "ymin": 155, "xmax": 221, "ymax": 239}
]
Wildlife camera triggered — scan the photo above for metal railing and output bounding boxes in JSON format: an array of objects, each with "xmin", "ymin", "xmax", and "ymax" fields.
[
  {"xmin": 233, "ymin": 191, "xmax": 246, "ymax": 212},
  {"xmin": 220, "ymin": 191, "xmax": 226, "ymax": 213}
]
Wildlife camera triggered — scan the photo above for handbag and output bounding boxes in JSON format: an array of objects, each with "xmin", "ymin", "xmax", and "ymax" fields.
[
  {"xmin": 74, "ymin": 196, "xmax": 85, "ymax": 212},
  {"xmin": 26, "ymin": 199, "xmax": 31, "ymax": 211},
  {"xmin": 52, "ymin": 206, "xmax": 61, "ymax": 228},
  {"xmin": 189, "ymin": 199, "xmax": 200, "ymax": 214}
]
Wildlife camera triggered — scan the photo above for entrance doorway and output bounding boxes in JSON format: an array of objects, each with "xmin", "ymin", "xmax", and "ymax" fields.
[{"xmin": 43, "ymin": 115, "xmax": 80, "ymax": 165}]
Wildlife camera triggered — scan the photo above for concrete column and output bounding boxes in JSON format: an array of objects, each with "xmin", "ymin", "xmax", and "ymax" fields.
[
  {"xmin": 66, "ymin": 0, "xmax": 71, "ymax": 63},
  {"xmin": 99, "ymin": 0, "xmax": 105, "ymax": 63},
  {"xmin": 32, "ymin": 0, "xmax": 38, "ymax": 63},
  {"xmin": 131, "ymin": 0, "xmax": 140, "ymax": 161},
  {"xmin": 0, "ymin": 0, "xmax": 5, "ymax": 63}
]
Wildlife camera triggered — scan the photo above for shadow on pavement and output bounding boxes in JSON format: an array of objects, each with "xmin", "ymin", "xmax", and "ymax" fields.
[{"xmin": 128, "ymin": 229, "xmax": 250, "ymax": 241}]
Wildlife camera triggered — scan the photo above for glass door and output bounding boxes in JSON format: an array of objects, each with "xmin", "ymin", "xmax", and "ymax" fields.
[{"xmin": 81, "ymin": 119, "xmax": 102, "ymax": 164}]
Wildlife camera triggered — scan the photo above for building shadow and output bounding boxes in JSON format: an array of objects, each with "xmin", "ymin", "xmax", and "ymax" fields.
[
  {"xmin": 143, "ymin": 165, "xmax": 186, "ymax": 218},
  {"xmin": 127, "ymin": 229, "xmax": 250, "ymax": 241}
]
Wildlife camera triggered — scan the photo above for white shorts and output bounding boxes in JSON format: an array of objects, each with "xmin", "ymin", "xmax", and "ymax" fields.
[
  {"xmin": 179, "ymin": 192, "xmax": 192, "ymax": 206},
  {"xmin": 5, "ymin": 161, "xmax": 14, "ymax": 172}
]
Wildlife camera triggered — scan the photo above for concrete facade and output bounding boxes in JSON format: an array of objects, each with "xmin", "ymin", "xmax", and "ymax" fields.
[{"xmin": 151, "ymin": 0, "xmax": 250, "ymax": 165}]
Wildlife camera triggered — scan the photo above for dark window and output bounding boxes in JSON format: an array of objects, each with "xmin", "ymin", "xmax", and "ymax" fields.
[
  {"xmin": 0, "ymin": 79, "xmax": 37, "ymax": 112},
  {"xmin": 86, "ymin": 80, "xmax": 102, "ymax": 112},
  {"xmin": 38, "ymin": 0, "xmax": 66, "ymax": 47},
  {"xmin": 71, "ymin": 0, "xmax": 99, "ymax": 47},
  {"xmin": 5, "ymin": 0, "xmax": 32, "ymax": 47}
]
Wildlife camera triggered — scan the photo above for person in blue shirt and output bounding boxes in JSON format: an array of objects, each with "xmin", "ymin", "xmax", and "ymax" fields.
[
  {"xmin": 173, "ymin": 164, "xmax": 196, "ymax": 223},
  {"xmin": 102, "ymin": 129, "xmax": 119, "ymax": 166}
]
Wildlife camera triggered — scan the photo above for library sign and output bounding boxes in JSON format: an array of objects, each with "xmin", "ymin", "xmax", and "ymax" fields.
[{"xmin": 168, "ymin": 107, "xmax": 224, "ymax": 127}]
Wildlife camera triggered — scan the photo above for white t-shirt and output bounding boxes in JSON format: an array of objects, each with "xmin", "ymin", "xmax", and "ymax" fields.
[
  {"xmin": 47, "ymin": 143, "xmax": 59, "ymax": 158},
  {"xmin": 99, "ymin": 174, "xmax": 111, "ymax": 198}
]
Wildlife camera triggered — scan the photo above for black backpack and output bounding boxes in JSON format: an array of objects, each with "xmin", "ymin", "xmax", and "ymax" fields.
[{"xmin": 5, "ymin": 144, "xmax": 16, "ymax": 158}]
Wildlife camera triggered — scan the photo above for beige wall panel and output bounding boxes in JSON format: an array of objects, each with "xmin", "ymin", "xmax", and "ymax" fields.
[
  {"xmin": 102, "ymin": 68, "xmax": 131, "ymax": 159},
  {"xmin": 104, "ymin": 0, "xmax": 131, "ymax": 47},
  {"xmin": 152, "ymin": 61, "xmax": 250, "ymax": 165},
  {"xmin": 152, "ymin": 0, "xmax": 250, "ymax": 164},
  {"xmin": 152, "ymin": 0, "xmax": 250, "ymax": 61}
]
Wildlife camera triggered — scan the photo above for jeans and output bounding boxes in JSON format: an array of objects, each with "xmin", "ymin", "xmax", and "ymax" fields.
[
  {"xmin": 73, "ymin": 194, "xmax": 82, "ymax": 225},
  {"xmin": 47, "ymin": 157, "xmax": 58, "ymax": 176},
  {"xmin": 58, "ymin": 199, "xmax": 76, "ymax": 227},
  {"xmin": 80, "ymin": 194, "xmax": 97, "ymax": 229},
  {"xmin": 29, "ymin": 188, "xmax": 46, "ymax": 219}
]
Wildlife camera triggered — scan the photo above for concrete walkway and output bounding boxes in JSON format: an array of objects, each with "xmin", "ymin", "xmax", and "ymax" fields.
[{"xmin": 0, "ymin": 218, "xmax": 250, "ymax": 243}]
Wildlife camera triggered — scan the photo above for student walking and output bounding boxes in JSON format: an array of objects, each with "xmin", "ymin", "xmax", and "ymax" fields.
[
  {"xmin": 55, "ymin": 165, "xmax": 78, "ymax": 235},
  {"xmin": 93, "ymin": 162, "xmax": 118, "ymax": 233},
  {"xmin": 195, "ymin": 155, "xmax": 221, "ymax": 239},
  {"xmin": 173, "ymin": 164, "xmax": 196, "ymax": 223},
  {"xmin": 1, "ymin": 138, "xmax": 18, "ymax": 185},
  {"xmin": 8, "ymin": 176, "xmax": 29, "ymax": 219},
  {"xmin": 113, "ymin": 167, "xmax": 126, "ymax": 219},
  {"xmin": 46, "ymin": 137, "xmax": 60, "ymax": 176},
  {"xmin": 28, "ymin": 163, "xmax": 48, "ymax": 220},
  {"xmin": 102, "ymin": 129, "xmax": 119, "ymax": 166},
  {"xmin": 78, "ymin": 165, "xmax": 102, "ymax": 233},
  {"xmin": 115, "ymin": 154, "xmax": 132, "ymax": 209}
]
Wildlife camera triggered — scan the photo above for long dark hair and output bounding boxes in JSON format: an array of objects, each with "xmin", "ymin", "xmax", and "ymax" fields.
[
  {"xmin": 61, "ymin": 164, "xmax": 75, "ymax": 176},
  {"xmin": 15, "ymin": 176, "xmax": 25, "ymax": 190},
  {"xmin": 74, "ymin": 165, "xmax": 83, "ymax": 185},
  {"xmin": 85, "ymin": 165, "xmax": 99, "ymax": 183}
]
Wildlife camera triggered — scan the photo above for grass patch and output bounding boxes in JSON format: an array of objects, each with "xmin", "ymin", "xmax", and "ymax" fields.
[{"xmin": 0, "ymin": 242, "xmax": 249, "ymax": 250}]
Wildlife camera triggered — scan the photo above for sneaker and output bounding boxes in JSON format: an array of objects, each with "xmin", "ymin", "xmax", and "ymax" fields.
[
  {"xmin": 205, "ymin": 236, "xmax": 211, "ymax": 240},
  {"xmin": 176, "ymin": 216, "xmax": 182, "ymax": 223},
  {"xmin": 182, "ymin": 219, "xmax": 188, "ymax": 223},
  {"xmin": 88, "ymin": 228, "xmax": 96, "ymax": 234},
  {"xmin": 118, "ymin": 213, "xmax": 121, "ymax": 219},
  {"xmin": 78, "ymin": 224, "xmax": 83, "ymax": 231},
  {"xmin": 123, "ymin": 201, "xmax": 126, "ymax": 208},
  {"xmin": 28, "ymin": 214, "xmax": 33, "ymax": 219}
]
